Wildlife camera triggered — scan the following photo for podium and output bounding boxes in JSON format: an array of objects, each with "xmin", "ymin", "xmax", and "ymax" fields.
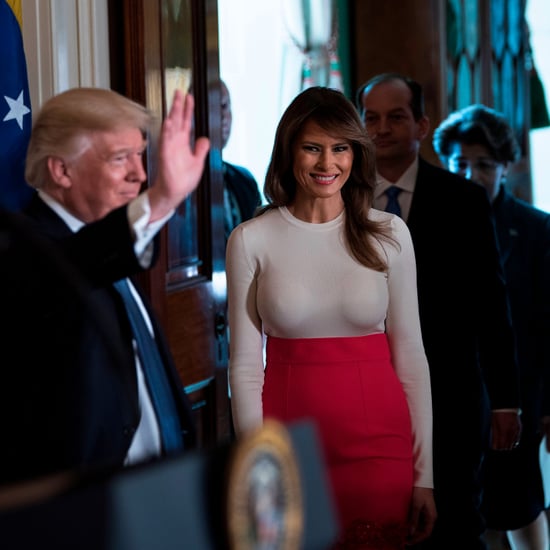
[{"xmin": 0, "ymin": 421, "xmax": 338, "ymax": 549}]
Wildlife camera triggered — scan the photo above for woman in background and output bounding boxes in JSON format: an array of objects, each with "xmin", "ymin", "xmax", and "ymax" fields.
[
  {"xmin": 227, "ymin": 86, "xmax": 436, "ymax": 548},
  {"xmin": 434, "ymin": 104, "xmax": 550, "ymax": 550}
]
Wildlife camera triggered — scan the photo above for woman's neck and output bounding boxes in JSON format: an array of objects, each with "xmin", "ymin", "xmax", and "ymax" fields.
[{"xmin": 287, "ymin": 196, "xmax": 345, "ymax": 223}]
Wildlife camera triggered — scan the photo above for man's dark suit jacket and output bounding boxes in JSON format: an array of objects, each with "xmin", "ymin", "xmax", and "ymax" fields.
[
  {"xmin": 0, "ymin": 196, "xmax": 195, "ymax": 486},
  {"xmin": 407, "ymin": 158, "xmax": 520, "ymax": 548},
  {"xmin": 491, "ymin": 186, "xmax": 550, "ymax": 435}
]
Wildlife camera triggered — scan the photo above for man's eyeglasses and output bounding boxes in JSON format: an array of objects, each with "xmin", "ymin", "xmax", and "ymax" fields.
[{"xmin": 448, "ymin": 157, "xmax": 501, "ymax": 174}]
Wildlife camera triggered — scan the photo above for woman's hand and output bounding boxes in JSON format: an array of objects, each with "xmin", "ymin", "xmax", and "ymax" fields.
[{"xmin": 407, "ymin": 486, "xmax": 437, "ymax": 545}]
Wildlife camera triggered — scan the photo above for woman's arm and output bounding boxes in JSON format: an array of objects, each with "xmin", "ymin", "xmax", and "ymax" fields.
[
  {"xmin": 226, "ymin": 223, "xmax": 266, "ymax": 435},
  {"xmin": 385, "ymin": 215, "xmax": 434, "ymax": 489}
]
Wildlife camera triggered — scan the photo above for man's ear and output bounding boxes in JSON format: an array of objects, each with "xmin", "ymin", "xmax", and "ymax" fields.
[
  {"xmin": 47, "ymin": 157, "xmax": 72, "ymax": 189},
  {"xmin": 416, "ymin": 116, "xmax": 431, "ymax": 142}
]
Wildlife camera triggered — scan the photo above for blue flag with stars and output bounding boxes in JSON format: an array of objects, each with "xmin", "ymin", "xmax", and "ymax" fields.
[{"xmin": 0, "ymin": 0, "xmax": 33, "ymax": 211}]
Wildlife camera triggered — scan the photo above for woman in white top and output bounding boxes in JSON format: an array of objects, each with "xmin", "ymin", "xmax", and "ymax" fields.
[{"xmin": 226, "ymin": 86, "xmax": 436, "ymax": 548}]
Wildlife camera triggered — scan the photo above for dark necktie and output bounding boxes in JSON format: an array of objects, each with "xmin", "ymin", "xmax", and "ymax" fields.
[
  {"xmin": 114, "ymin": 279, "xmax": 184, "ymax": 454},
  {"xmin": 385, "ymin": 186, "xmax": 402, "ymax": 217}
]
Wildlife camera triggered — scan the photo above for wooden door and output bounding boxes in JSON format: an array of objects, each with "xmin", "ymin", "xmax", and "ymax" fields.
[
  {"xmin": 349, "ymin": 0, "xmax": 446, "ymax": 166},
  {"xmin": 108, "ymin": 0, "xmax": 231, "ymax": 450}
]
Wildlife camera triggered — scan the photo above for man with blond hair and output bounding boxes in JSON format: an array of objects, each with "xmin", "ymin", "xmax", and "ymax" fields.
[{"xmin": 0, "ymin": 87, "xmax": 209, "ymax": 485}]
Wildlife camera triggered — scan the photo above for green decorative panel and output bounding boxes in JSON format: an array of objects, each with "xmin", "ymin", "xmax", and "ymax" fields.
[
  {"xmin": 457, "ymin": 55, "xmax": 474, "ymax": 108},
  {"xmin": 507, "ymin": 0, "xmax": 523, "ymax": 56},
  {"xmin": 491, "ymin": 0, "xmax": 505, "ymax": 58},
  {"xmin": 464, "ymin": 0, "xmax": 479, "ymax": 60},
  {"xmin": 446, "ymin": 0, "xmax": 528, "ymax": 153},
  {"xmin": 490, "ymin": 0, "xmax": 528, "ymax": 152},
  {"xmin": 446, "ymin": 0, "xmax": 481, "ymax": 110}
]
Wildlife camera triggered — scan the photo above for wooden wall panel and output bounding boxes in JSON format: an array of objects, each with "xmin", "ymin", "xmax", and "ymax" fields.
[{"xmin": 350, "ymin": 0, "xmax": 449, "ymax": 165}]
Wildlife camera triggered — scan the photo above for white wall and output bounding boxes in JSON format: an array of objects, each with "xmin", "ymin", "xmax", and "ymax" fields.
[
  {"xmin": 217, "ymin": 1, "xmax": 287, "ymax": 194},
  {"xmin": 527, "ymin": 0, "xmax": 550, "ymax": 212}
]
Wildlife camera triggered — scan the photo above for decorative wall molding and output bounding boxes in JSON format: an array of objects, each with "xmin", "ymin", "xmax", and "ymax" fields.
[{"xmin": 20, "ymin": 0, "xmax": 110, "ymax": 112}]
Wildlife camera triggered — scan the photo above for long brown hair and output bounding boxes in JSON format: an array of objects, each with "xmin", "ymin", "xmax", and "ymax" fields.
[{"xmin": 262, "ymin": 86, "xmax": 397, "ymax": 271}]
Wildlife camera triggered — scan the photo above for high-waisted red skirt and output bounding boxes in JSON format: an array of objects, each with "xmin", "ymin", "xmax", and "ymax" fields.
[{"xmin": 264, "ymin": 333, "xmax": 413, "ymax": 546}]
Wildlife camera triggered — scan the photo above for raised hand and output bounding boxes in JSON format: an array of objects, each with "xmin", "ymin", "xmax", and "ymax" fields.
[{"xmin": 148, "ymin": 90, "xmax": 210, "ymax": 221}]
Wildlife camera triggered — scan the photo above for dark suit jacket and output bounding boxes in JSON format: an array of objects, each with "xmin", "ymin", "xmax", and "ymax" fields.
[
  {"xmin": 492, "ymin": 186, "xmax": 550, "ymax": 435},
  {"xmin": 0, "ymin": 196, "xmax": 195, "ymax": 486},
  {"xmin": 408, "ymin": 159, "xmax": 520, "ymax": 455}
]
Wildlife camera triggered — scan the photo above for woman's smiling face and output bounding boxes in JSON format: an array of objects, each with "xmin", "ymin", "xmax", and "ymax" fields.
[{"xmin": 292, "ymin": 119, "xmax": 353, "ymax": 204}]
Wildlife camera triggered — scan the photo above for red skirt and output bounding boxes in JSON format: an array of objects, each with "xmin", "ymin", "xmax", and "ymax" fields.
[{"xmin": 264, "ymin": 333, "xmax": 413, "ymax": 547}]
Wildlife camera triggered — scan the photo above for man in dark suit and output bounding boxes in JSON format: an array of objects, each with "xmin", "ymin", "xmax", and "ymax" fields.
[
  {"xmin": 220, "ymin": 80, "xmax": 261, "ymax": 241},
  {"xmin": 0, "ymin": 87, "xmax": 210, "ymax": 486},
  {"xmin": 356, "ymin": 73, "xmax": 522, "ymax": 549}
]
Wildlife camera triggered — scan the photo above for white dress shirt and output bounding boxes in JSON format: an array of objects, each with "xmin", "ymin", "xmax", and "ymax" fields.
[{"xmin": 373, "ymin": 158, "xmax": 418, "ymax": 222}]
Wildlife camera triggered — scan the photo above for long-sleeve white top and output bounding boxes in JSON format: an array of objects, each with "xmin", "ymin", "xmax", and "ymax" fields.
[{"xmin": 226, "ymin": 206, "xmax": 433, "ymax": 488}]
